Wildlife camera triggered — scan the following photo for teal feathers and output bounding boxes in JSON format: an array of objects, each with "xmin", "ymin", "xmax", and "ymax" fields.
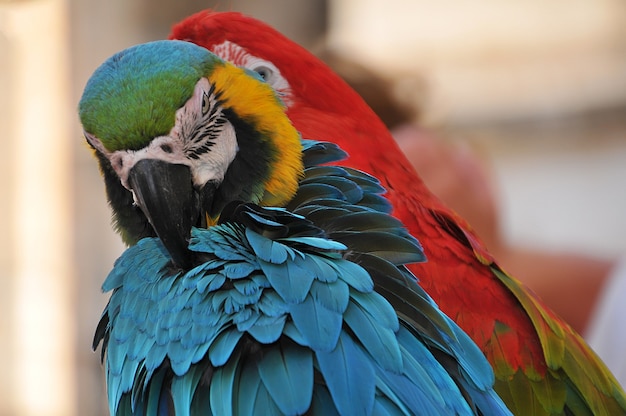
[{"xmin": 94, "ymin": 139, "xmax": 511, "ymax": 415}]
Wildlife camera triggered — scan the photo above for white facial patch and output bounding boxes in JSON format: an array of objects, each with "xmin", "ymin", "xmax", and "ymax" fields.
[
  {"xmin": 86, "ymin": 77, "xmax": 238, "ymax": 193},
  {"xmin": 173, "ymin": 78, "xmax": 238, "ymax": 187}
]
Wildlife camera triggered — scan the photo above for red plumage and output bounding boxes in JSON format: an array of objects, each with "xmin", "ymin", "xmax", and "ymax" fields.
[{"xmin": 170, "ymin": 10, "xmax": 626, "ymax": 415}]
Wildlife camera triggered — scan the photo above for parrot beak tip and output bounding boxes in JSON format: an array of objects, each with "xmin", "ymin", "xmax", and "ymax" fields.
[{"xmin": 128, "ymin": 159, "xmax": 200, "ymax": 270}]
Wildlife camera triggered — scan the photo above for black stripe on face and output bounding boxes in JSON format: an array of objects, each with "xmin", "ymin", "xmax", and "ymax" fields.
[{"xmin": 186, "ymin": 86, "xmax": 227, "ymax": 159}]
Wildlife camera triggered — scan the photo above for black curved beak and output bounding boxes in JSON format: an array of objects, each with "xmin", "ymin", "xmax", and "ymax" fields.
[{"xmin": 128, "ymin": 159, "xmax": 198, "ymax": 269}]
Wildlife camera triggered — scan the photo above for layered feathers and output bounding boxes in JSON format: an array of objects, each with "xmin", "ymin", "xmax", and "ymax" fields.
[
  {"xmin": 79, "ymin": 41, "xmax": 303, "ymax": 245},
  {"xmin": 94, "ymin": 140, "xmax": 511, "ymax": 415},
  {"xmin": 170, "ymin": 10, "xmax": 626, "ymax": 415}
]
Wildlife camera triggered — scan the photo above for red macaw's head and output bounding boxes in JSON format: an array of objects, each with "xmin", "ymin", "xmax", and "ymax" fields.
[
  {"xmin": 168, "ymin": 10, "xmax": 398, "ymax": 170},
  {"xmin": 170, "ymin": 11, "xmax": 361, "ymax": 113}
]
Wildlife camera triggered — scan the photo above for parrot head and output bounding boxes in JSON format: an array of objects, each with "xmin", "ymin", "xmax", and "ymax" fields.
[
  {"xmin": 170, "ymin": 11, "xmax": 374, "ymax": 119},
  {"xmin": 169, "ymin": 10, "xmax": 395, "ymax": 174},
  {"xmin": 79, "ymin": 40, "xmax": 302, "ymax": 269}
]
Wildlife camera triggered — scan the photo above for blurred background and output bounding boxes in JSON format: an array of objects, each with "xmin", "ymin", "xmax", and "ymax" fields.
[{"xmin": 1, "ymin": 0, "xmax": 625, "ymax": 414}]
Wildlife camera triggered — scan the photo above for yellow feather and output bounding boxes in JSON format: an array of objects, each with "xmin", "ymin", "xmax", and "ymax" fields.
[{"xmin": 209, "ymin": 63, "xmax": 303, "ymax": 207}]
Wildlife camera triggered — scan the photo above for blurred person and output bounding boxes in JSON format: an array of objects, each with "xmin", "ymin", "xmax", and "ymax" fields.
[{"xmin": 320, "ymin": 50, "xmax": 625, "ymax": 385}]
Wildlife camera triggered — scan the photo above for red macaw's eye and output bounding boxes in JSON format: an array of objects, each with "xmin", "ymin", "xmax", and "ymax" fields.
[{"xmin": 253, "ymin": 65, "xmax": 273, "ymax": 81}]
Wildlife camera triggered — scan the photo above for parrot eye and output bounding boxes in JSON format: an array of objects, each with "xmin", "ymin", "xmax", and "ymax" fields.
[
  {"xmin": 248, "ymin": 59, "xmax": 282, "ymax": 86},
  {"xmin": 201, "ymin": 92, "xmax": 210, "ymax": 115},
  {"xmin": 242, "ymin": 56, "xmax": 292, "ymax": 105},
  {"xmin": 253, "ymin": 65, "xmax": 273, "ymax": 81}
]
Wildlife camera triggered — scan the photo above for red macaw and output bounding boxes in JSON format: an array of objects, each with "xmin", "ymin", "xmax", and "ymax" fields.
[{"xmin": 170, "ymin": 10, "xmax": 626, "ymax": 415}]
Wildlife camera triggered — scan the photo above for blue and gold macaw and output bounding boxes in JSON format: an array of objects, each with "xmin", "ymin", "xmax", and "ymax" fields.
[{"xmin": 79, "ymin": 40, "xmax": 511, "ymax": 415}]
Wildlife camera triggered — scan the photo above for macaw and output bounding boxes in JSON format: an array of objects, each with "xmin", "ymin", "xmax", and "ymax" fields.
[
  {"xmin": 80, "ymin": 40, "xmax": 513, "ymax": 415},
  {"xmin": 168, "ymin": 10, "xmax": 626, "ymax": 415}
]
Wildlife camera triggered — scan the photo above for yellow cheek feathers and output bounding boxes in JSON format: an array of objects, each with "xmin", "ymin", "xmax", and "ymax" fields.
[{"xmin": 209, "ymin": 64, "xmax": 304, "ymax": 207}]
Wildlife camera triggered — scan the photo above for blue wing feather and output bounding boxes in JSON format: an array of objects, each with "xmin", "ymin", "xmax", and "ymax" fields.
[
  {"xmin": 289, "ymin": 292, "xmax": 344, "ymax": 351},
  {"xmin": 309, "ymin": 386, "xmax": 341, "ymax": 416},
  {"xmin": 236, "ymin": 359, "xmax": 272, "ymax": 416},
  {"xmin": 208, "ymin": 346, "xmax": 239, "ymax": 416},
  {"xmin": 94, "ymin": 139, "xmax": 511, "ymax": 415},
  {"xmin": 315, "ymin": 332, "xmax": 376, "ymax": 415},
  {"xmin": 209, "ymin": 330, "xmax": 243, "ymax": 367},
  {"xmin": 245, "ymin": 314, "xmax": 286, "ymax": 344},
  {"xmin": 171, "ymin": 364, "xmax": 205, "ymax": 416},
  {"xmin": 256, "ymin": 340, "xmax": 314, "ymax": 415},
  {"xmin": 309, "ymin": 278, "xmax": 350, "ymax": 313},
  {"xmin": 233, "ymin": 358, "xmax": 261, "ymax": 416},
  {"xmin": 343, "ymin": 293, "xmax": 403, "ymax": 373},
  {"xmin": 258, "ymin": 254, "xmax": 314, "ymax": 304}
]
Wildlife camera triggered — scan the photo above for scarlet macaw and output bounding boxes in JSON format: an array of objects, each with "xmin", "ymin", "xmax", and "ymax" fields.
[
  {"xmin": 80, "ymin": 40, "xmax": 511, "ymax": 415},
  {"xmin": 169, "ymin": 10, "xmax": 626, "ymax": 415}
]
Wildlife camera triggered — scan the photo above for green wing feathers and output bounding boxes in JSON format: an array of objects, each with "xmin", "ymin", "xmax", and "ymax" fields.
[{"xmin": 494, "ymin": 267, "xmax": 626, "ymax": 415}]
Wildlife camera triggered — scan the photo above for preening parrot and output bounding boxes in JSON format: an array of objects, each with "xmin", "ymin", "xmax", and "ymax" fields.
[
  {"xmin": 80, "ymin": 40, "xmax": 513, "ymax": 415},
  {"xmin": 168, "ymin": 10, "xmax": 626, "ymax": 415}
]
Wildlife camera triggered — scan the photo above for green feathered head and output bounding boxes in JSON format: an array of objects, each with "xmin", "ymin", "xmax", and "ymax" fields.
[
  {"xmin": 79, "ymin": 40, "xmax": 219, "ymax": 152},
  {"xmin": 79, "ymin": 40, "xmax": 303, "ymax": 269}
]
